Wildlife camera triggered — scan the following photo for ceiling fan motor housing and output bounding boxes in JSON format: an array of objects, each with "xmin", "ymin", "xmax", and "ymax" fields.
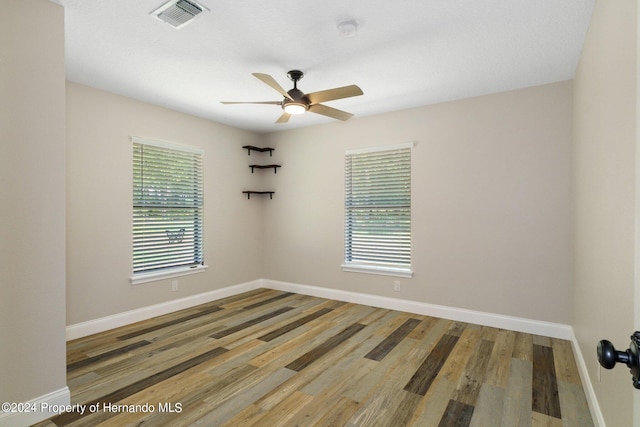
[
  {"xmin": 282, "ymin": 92, "xmax": 308, "ymax": 114},
  {"xmin": 282, "ymin": 71, "xmax": 309, "ymax": 113}
]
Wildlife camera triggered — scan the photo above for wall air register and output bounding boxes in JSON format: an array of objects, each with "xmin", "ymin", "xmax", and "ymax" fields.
[{"xmin": 151, "ymin": 0, "xmax": 208, "ymax": 29}]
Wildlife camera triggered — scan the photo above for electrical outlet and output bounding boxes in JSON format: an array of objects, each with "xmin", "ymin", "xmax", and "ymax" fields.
[
  {"xmin": 171, "ymin": 280, "xmax": 179, "ymax": 292},
  {"xmin": 393, "ymin": 281, "xmax": 401, "ymax": 292}
]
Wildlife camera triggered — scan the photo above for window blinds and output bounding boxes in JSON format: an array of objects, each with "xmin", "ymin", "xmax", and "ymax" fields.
[
  {"xmin": 344, "ymin": 145, "xmax": 412, "ymax": 269},
  {"xmin": 132, "ymin": 138, "xmax": 204, "ymax": 275}
]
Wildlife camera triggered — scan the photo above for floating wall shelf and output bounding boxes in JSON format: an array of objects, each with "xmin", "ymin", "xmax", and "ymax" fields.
[
  {"xmin": 242, "ymin": 146, "xmax": 279, "ymax": 200},
  {"xmin": 242, "ymin": 191, "xmax": 275, "ymax": 199},
  {"xmin": 243, "ymin": 145, "xmax": 274, "ymax": 156},
  {"xmin": 249, "ymin": 164, "xmax": 281, "ymax": 173}
]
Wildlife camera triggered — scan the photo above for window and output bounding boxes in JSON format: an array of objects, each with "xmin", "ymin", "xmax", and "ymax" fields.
[
  {"xmin": 131, "ymin": 136, "xmax": 205, "ymax": 284},
  {"xmin": 343, "ymin": 143, "xmax": 413, "ymax": 277}
]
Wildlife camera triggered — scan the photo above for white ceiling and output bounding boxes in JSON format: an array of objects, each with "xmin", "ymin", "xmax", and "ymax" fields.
[{"xmin": 59, "ymin": 0, "xmax": 595, "ymax": 134}]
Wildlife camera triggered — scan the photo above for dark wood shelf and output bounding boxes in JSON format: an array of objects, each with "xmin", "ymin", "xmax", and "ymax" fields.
[
  {"xmin": 249, "ymin": 164, "xmax": 281, "ymax": 173},
  {"xmin": 242, "ymin": 145, "xmax": 274, "ymax": 156},
  {"xmin": 243, "ymin": 147, "xmax": 277, "ymax": 200},
  {"xmin": 242, "ymin": 191, "xmax": 275, "ymax": 199}
]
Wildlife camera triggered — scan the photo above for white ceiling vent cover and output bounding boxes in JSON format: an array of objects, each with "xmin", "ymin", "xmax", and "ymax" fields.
[{"xmin": 151, "ymin": 0, "xmax": 209, "ymax": 29}]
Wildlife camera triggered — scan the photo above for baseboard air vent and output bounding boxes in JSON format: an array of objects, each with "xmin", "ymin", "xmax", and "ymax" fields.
[{"xmin": 151, "ymin": 0, "xmax": 208, "ymax": 29}]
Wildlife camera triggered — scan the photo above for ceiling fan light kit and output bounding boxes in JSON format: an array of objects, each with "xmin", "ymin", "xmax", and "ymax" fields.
[
  {"xmin": 283, "ymin": 102, "xmax": 307, "ymax": 115},
  {"xmin": 222, "ymin": 69, "xmax": 363, "ymax": 124}
]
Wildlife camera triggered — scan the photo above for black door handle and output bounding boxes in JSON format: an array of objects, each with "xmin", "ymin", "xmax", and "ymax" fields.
[{"xmin": 597, "ymin": 332, "xmax": 640, "ymax": 389}]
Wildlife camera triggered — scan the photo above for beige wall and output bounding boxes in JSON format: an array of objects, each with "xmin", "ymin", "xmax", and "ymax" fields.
[
  {"xmin": 65, "ymin": 83, "xmax": 265, "ymax": 325},
  {"xmin": 573, "ymin": 0, "xmax": 638, "ymax": 425},
  {"xmin": 8, "ymin": 1, "xmax": 640, "ymax": 424},
  {"xmin": 0, "ymin": 0, "xmax": 67, "ymax": 409},
  {"xmin": 263, "ymin": 81, "xmax": 574, "ymax": 324}
]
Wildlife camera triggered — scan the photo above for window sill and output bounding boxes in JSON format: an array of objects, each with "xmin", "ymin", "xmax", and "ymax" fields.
[
  {"xmin": 341, "ymin": 263, "xmax": 413, "ymax": 278},
  {"xmin": 131, "ymin": 265, "xmax": 208, "ymax": 285}
]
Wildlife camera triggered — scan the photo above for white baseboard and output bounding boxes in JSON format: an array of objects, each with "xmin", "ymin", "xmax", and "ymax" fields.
[
  {"xmin": 569, "ymin": 331, "xmax": 606, "ymax": 427},
  {"xmin": 67, "ymin": 277, "xmax": 573, "ymax": 341},
  {"xmin": 66, "ymin": 280, "xmax": 262, "ymax": 340},
  {"xmin": 0, "ymin": 387, "xmax": 70, "ymax": 427},
  {"xmin": 262, "ymin": 279, "xmax": 573, "ymax": 339}
]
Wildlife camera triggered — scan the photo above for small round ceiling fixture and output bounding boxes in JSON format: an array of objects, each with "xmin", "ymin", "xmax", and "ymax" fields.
[
  {"xmin": 283, "ymin": 101, "xmax": 307, "ymax": 115},
  {"xmin": 338, "ymin": 20, "xmax": 358, "ymax": 38}
]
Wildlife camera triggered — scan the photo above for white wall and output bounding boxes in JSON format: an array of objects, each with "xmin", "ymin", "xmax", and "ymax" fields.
[
  {"xmin": 0, "ymin": 0, "xmax": 68, "ymax": 419},
  {"xmin": 65, "ymin": 82, "xmax": 265, "ymax": 325},
  {"xmin": 573, "ymin": 1, "xmax": 638, "ymax": 425},
  {"xmin": 263, "ymin": 81, "xmax": 573, "ymax": 324}
]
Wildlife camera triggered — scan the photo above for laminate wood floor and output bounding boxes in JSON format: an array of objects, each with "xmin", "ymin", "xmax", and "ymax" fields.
[{"xmin": 34, "ymin": 289, "xmax": 594, "ymax": 426}]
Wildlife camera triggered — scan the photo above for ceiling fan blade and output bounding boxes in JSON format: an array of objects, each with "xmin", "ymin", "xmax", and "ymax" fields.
[
  {"xmin": 275, "ymin": 112, "xmax": 291, "ymax": 123},
  {"xmin": 253, "ymin": 73, "xmax": 293, "ymax": 100},
  {"xmin": 305, "ymin": 85, "xmax": 363, "ymax": 105},
  {"xmin": 220, "ymin": 101, "xmax": 282, "ymax": 105},
  {"xmin": 308, "ymin": 104, "xmax": 354, "ymax": 121}
]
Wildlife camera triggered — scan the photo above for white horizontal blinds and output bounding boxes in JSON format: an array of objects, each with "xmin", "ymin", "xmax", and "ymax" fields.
[
  {"xmin": 133, "ymin": 139, "xmax": 204, "ymax": 274},
  {"xmin": 345, "ymin": 146, "xmax": 411, "ymax": 268}
]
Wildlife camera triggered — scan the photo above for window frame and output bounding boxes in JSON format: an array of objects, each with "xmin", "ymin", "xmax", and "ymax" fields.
[
  {"xmin": 130, "ymin": 136, "xmax": 207, "ymax": 285},
  {"xmin": 342, "ymin": 142, "xmax": 414, "ymax": 278}
]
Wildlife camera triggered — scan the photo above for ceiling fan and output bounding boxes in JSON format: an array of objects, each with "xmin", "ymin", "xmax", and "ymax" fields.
[{"xmin": 221, "ymin": 70, "xmax": 363, "ymax": 123}]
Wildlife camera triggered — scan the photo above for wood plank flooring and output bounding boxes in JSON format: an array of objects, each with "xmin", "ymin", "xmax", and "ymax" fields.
[{"xmin": 34, "ymin": 289, "xmax": 594, "ymax": 426}]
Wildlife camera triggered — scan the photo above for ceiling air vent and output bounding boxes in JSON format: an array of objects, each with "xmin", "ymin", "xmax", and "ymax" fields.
[{"xmin": 151, "ymin": 0, "xmax": 208, "ymax": 29}]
